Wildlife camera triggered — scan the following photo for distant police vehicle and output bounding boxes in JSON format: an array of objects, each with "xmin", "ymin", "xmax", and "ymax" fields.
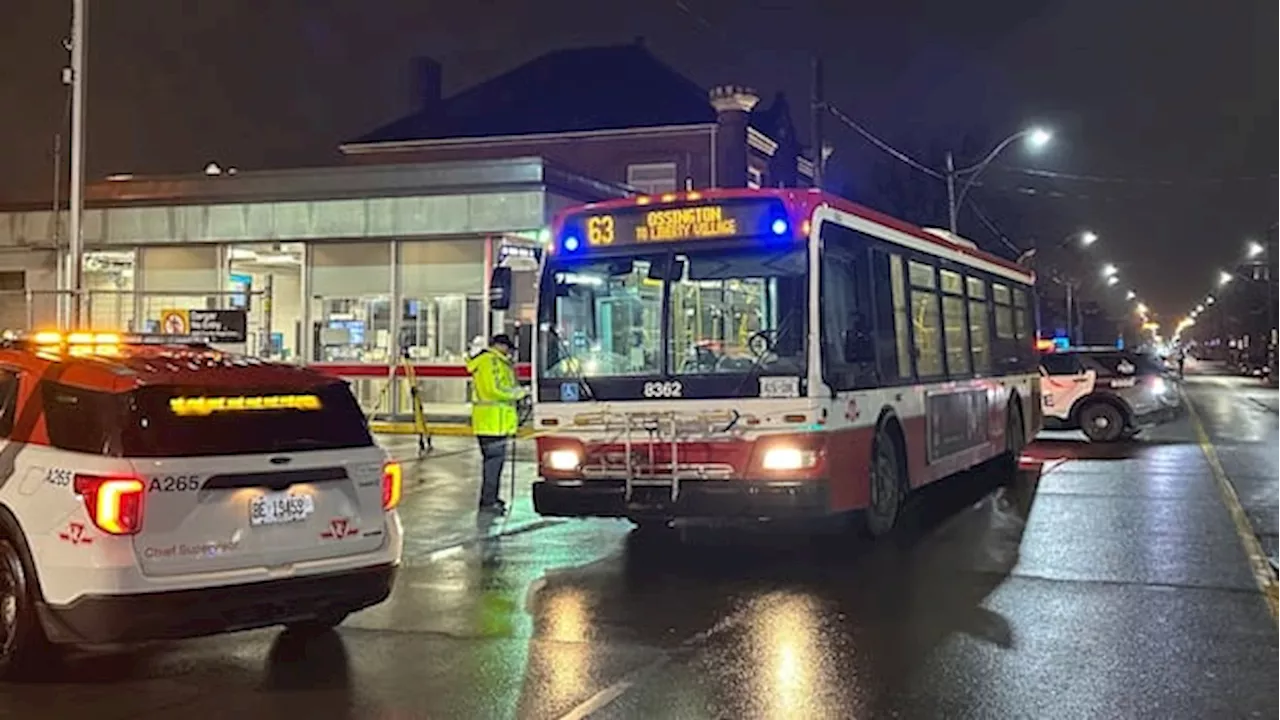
[
  {"xmin": 1040, "ymin": 346, "xmax": 1182, "ymax": 442},
  {"xmin": 0, "ymin": 331, "xmax": 403, "ymax": 675}
]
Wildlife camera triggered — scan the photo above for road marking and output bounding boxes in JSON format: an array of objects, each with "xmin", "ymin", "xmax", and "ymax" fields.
[{"xmin": 1184, "ymin": 391, "xmax": 1279, "ymax": 622}]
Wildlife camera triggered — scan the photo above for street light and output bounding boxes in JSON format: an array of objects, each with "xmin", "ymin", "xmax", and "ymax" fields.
[
  {"xmin": 1206, "ymin": 295, "xmax": 1215, "ymax": 305},
  {"xmin": 1125, "ymin": 290, "xmax": 1136, "ymax": 300},
  {"xmin": 1081, "ymin": 231, "xmax": 1099, "ymax": 246},
  {"xmin": 1101, "ymin": 263, "xmax": 1118, "ymax": 278},
  {"xmin": 1247, "ymin": 240, "xmax": 1265, "ymax": 259},
  {"xmin": 945, "ymin": 126, "xmax": 1053, "ymax": 234},
  {"xmin": 1196, "ymin": 304, "xmax": 1205, "ymax": 313},
  {"xmin": 1106, "ymin": 275, "xmax": 1119, "ymax": 286},
  {"xmin": 1218, "ymin": 270, "xmax": 1234, "ymax": 286},
  {"xmin": 1136, "ymin": 302, "xmax": 1148, "ymax": 315}
]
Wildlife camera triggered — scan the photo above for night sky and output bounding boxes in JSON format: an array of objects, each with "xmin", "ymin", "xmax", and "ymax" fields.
[{"xmin": 2, "ymin": 0, "xmax": 1275, "ymax": 320}]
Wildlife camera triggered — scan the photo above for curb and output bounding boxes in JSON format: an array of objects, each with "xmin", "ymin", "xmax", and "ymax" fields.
[{"xmin": 1183, "ymin": 389, "xmax": 1279, "ymax": 622}]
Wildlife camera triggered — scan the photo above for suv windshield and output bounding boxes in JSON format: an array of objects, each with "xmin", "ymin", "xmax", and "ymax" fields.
[{"xmin": 538, "ymin": 245, "xmax": 808, "ymax": 380}]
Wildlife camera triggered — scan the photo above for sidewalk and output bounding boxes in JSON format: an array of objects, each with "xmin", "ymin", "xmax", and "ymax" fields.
[{"xmin": 375, "ymin": 434, "xmax": 557, "ymax": 565}]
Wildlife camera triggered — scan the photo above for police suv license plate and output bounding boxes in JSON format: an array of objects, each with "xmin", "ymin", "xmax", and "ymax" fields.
[{"xmin": 250, "ymin": 491, "xmax": 315, "ymax": 526}]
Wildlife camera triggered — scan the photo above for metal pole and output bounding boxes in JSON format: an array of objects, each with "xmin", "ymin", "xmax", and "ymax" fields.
[
  {"xmin": 945, "ymin": 152, "xmax": 958, "ymax": 235},
  {"xmin": 1264, "ymin": 226, "xmax": 1274, "ymax": 381},
  {"xmin": 810, "ymin": 56, "xmax": 824, "ymax": 191},
  {"xmin": 68, "ymin": 0, "xmax": 88, "ymax": 330},
  {"xmin": 1065, "ymin": 282, "xmax": 1073, "ymax": 345}
]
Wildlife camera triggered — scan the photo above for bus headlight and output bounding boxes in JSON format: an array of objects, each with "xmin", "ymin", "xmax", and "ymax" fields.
[
  {"xmin": 544, "ymin": 449, "xmax": 582, "ymax": 471},
  {"xmin": 760, "ymin": 446, "xmax": 818, "ymax": 471}
]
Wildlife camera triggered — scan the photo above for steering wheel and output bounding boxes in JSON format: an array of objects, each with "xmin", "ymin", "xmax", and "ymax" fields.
[{"xmin": 747, "ymin": 330, "xmax": 775, "ymax": 357}]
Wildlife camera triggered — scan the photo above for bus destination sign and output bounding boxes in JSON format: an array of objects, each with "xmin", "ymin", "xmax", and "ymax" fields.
[
  {"xmin": 636, "ymin": 206, "xmax": 737, "ymax": 242},
  {"xmin": 576, "ymin": 200, "xmax": 784, "ymax": 247}
]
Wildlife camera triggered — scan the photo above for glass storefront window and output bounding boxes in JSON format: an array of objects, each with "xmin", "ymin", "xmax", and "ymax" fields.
[
  {"xmin": 227, "ymin": 243, "xmax": 304, "ymax": 360},
  {"xmin": 311, "ymin": 242, "xmax": 392, "ymax": 363},
  {"xmin": 83, "ymin": 249, "xmax": 136, "ymax": 331},
  {"xmin": 399, "ymin": 239, "xmax": 485, "ymax": 363}
]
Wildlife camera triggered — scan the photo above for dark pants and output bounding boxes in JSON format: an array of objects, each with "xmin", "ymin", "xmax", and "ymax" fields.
[{"xmin": 477, "ymin": 435, "xmax": 509, "ymax": 506}]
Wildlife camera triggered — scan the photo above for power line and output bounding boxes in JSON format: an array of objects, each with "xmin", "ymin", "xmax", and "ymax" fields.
[
  {"xmin": 824, "ymin": 104, "xmax": 944, "ymax": 180},
  {"xmin": 1003, "ymin": 166, "xmax": 1279, "ymax": 186},
  {"xmin": 964, "ymin": 199, "xmax": 1023, "ymax": 256}
]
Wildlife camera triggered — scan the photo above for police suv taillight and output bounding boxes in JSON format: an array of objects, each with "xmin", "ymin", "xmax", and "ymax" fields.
[
  {"xmin": 381, "ymin": 461, "xmax": 402, "ymax": 511},
  {"xmin": 73, "ymin": 474, "xmax": 145, "ymax": 535}
]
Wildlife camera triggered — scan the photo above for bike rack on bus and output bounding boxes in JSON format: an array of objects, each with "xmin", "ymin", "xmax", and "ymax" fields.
[{"xmin": 575, "ymin": 410, "xmax": 740, "ymax": 505}]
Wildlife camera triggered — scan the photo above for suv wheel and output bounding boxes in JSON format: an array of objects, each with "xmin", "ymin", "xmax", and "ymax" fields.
[
  {"xmin": 0, "ymin": 539, "xmax": 50, "ymax": 678},
  {"xmin": 1080, "ymin": 402, "xmax": 1124, "ymax": 443}
]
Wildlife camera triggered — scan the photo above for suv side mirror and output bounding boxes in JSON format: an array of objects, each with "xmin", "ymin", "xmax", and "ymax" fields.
[
  {"xmin": 489, "ymin": 266, "xmax": 513, "ymax": 310},
  {"xmin": 842, "ymin": 329, "xmax": 875, "ymax": 363}
]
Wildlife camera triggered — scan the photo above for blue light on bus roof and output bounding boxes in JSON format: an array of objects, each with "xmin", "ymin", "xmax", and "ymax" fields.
[
  {"xmin": 770, "ymin": 218, "xmax": 789, "ymax": 236},
  {"xmin": 563, "ymin": 235, "xmax": 580, "ymax": 252}
]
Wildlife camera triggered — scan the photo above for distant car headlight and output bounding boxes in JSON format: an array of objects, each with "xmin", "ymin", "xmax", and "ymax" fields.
[
  {"xmin": 760, "ymin": 446, "xmax": 818, "ymax": 471},
  {"xmin": 544, "ymin": 449, "xmax": 582, "ymax": 471}
]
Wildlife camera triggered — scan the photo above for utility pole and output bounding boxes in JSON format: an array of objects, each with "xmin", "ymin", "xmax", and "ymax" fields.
[
  {"xmin": 67, "ymin": 0, "xmax": 88, "ymax": 330},
  {"xmin": 945, "ymin": 152, "xmax": 958, "ymax": 235},
  {"xmin": 810, "ymin": 56, "xmax": 824, "ymax": 191}
]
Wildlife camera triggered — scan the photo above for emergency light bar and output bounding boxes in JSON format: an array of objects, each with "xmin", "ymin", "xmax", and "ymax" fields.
[
  {"xmin": 169, "ymin": 394, "xmax": 323, "ymax": 417},
  {"xmin": 5, "ymin": 330, "xmax": 214, "ymax": 350}
]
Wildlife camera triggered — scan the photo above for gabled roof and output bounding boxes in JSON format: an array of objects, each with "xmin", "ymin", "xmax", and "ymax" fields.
[{"xmin": 347, "ymin": 43, "xmax": 718, "ymax": 146}]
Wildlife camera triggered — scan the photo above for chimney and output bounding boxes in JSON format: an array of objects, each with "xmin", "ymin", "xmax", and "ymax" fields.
[
  {"xmin": 414, "ymin": 56, "xmax": 442, "ymax": 113},
  {"xmin": 709, "ymin": 85, "xmax": 760, "ymax": 188}
]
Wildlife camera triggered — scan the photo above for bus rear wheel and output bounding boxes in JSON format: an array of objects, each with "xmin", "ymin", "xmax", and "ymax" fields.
[{"xmin": 863, "ymin": 428, "xmax": 905, "ymax": 537}]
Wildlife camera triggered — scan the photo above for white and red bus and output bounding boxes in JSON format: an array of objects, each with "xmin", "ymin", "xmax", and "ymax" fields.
[{"xmin": 491, "ymin": 188, "xmax": 1040, "ymax": 535}]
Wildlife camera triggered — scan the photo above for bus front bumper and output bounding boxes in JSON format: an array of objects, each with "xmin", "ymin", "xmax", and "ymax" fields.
[{"xmin": 533, "ymin": 479, "xmax": 831, "ymax": 519}]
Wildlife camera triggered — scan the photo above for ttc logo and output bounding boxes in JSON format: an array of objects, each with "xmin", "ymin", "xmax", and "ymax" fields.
[
  {"xmin": 58, "ymin": 522, "xmax": 93, "ymax": 545},
  {"xmin": 320, "ymin": 517, "xmax": 359, "ymax": 540}
]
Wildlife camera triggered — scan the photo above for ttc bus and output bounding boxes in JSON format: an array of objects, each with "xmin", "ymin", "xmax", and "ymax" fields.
[{"xmin": 491, "ymin": 188, "xmax": 1040, "ymax": 536}]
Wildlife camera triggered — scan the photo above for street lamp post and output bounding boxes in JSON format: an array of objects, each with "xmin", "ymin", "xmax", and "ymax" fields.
[
  {"xmin": 67, "ymin": 0, "xmax": 88, "ymax": 329},
  {"xmin": 946, "ymin": 127, "xmax": 1051, "ymax": 235}
]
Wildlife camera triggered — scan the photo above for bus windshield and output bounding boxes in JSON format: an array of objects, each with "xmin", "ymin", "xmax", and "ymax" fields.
[{"xmin": 538, "ymin": 245, "xmax": 808, "ymax": 382}]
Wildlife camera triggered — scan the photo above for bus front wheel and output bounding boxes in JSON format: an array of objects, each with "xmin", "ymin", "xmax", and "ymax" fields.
[{"xmin": 863, "ymin": 427, "xmax": 906, "ymax": 537}]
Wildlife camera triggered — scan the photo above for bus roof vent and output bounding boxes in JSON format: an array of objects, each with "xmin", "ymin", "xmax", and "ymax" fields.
[{"xmin": 921, "ymin": 227, "xmax": 979, "ymax": 250}]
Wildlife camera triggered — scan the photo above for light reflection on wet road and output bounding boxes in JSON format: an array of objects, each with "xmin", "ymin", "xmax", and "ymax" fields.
[{"xmin": 1, "ymin": 372, "xmax": 1276, "ymax": 719}]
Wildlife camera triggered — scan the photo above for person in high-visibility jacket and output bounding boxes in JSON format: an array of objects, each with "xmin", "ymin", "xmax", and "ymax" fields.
[{"xmin": 465, "ymin": 334, "xmax": 528, "ymax": 514}]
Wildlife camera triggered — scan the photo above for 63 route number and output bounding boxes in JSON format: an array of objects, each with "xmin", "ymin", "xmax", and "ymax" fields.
[
  {"xmin": 642, "ymin": 380, "xmax": 683, "ymax": 398},
  {"xmin": 149, "ymin": 475, "xmax": 201, "ymax": 492}
]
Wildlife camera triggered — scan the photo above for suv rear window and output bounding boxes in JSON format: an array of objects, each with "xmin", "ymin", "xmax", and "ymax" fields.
[{"xmin": 42, "ymin": 380, "xmax": 374, "ymax": 457}]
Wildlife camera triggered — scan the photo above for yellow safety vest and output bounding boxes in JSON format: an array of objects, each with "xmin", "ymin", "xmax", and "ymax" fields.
[{"xmin": 466, "ymin": 348, "xmax": 525, "ymax": 436}]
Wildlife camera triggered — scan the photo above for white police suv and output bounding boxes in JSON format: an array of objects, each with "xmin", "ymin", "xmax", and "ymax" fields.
[{"xmin": 0, "ymin": 332, "xmax": 403, "ymax": 675}]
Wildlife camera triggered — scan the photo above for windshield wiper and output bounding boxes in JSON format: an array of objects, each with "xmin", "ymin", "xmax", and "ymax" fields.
[{"xmin": 545, "ymin": 325, "xmax": 596, "ymax": 401}]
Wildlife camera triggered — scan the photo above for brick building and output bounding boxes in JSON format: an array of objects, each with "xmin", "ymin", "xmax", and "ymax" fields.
[{"xmin": 340, "ymin": 40, "xmax": 815, "ymax": 193}]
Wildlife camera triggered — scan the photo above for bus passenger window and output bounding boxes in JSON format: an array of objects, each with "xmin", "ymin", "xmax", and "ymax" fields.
[
  {"xmin": 966, "ymin": 276, "xmax": 992, "ymax": 373},
  {"xmin": 888, "ymin": 255, "xmax": 912, "ymax": 379},
  {"xmin": 940, "ymin": 269, "xmax": 970, "ymax": 377},
  {"xmin": 909, "ymin": 261, "xmax": 944, "ymax": 378}
]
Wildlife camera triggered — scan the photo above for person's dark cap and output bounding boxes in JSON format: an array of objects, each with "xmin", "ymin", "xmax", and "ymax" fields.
[{"xmin": 490, "ymin": 334, "xmax": 514, "ymax": 349}]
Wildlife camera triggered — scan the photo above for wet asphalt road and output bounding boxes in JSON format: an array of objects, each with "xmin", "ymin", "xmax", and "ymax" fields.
[{"xmin": 3, "ymin": 371, "xmax": 1277, "ymax": 719}]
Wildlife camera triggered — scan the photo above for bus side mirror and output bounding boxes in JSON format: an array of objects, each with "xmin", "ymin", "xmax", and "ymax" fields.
[{"xmin": 489, "ymin": 267, "xmax": 513, "ymax": 310}]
